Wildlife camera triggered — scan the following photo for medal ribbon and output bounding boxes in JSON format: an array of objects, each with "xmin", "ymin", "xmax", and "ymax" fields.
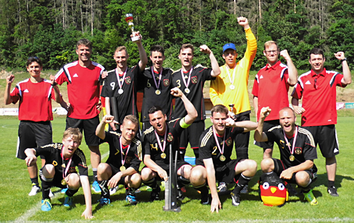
[
  {"xmin": 180, "ymin": 67, "xmax": 193, "ymax": 89},
  {"xmin": 61, "ymin": 146, "xmax": 72, "ymax": 179},
  {"xmin": 154, "ymin": 129, "xmax": 167, "ymax": 154},
  {"xmin": 120, "ymin": 136, "xmax": 131, "ymax": 168},
  {"xmin": 283, "ymin": 126, "xmax": 298, "ymax": 156},
  {"xmin": 151, "ymin": 67, "xmax": 162, "ymax": 90},
  {"xmin": 225, "ymin": 66, "xmax": 236, "ymax": 86},
  {"xmin": 115, "ymin": 67, "xmax": 128, "ymax": 92},
  {"xmin": 212, "ymin": 126, "xmax": 226, "ymax": 156}
]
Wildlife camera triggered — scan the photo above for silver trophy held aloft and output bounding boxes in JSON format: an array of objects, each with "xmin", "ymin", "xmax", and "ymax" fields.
[{"xmin": 125, "ymin": 14, "xmax": 140, "ymax": 42}]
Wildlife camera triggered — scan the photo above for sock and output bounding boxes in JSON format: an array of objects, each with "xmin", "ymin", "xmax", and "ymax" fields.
[
  {"xmin": 98, "ymin": 180, "xmax": 109, "ymax": 198},
  {"xmin": 233, "ymin": 174, "xmax": 251, "ymax": 195},
  {"xmin": 41, "ymin": 179, "xmax": 53, "ymax": 200},
  {"xmin": 30, "ymin": 177, "xmax": 39, "ymax": 187},
  {"xmin": 144, "ymin": 178, "xmax": 157, "ymax": 189},
  {"xmin": 328, "ymin": 180, "xmax": 335, "ymax": 188},
  {"xmin": 92, "ymin": 169, "xmax": 98, "ymax": 181},
  {"xmin": 66, "ymin": 188, "xmax": 78, "ymax": 197}
]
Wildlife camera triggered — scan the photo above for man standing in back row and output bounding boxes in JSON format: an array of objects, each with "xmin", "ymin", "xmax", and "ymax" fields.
[
  {"xmin": 172, "ymin": 43, "xmax": 220, "ymax": 159},
  {"xmin": 210, "ymin": 17, "xmax": 257, "ymax": 161},
  {"xmin": 292, "ymin": 48, "xmax": 351, "ymax": 196},
  {"xmin": 54, "ymin": 39, "xmax": 105, "ymax": 193}
]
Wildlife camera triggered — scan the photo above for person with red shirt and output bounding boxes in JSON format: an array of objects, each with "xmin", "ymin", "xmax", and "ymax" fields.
[
  {"xmin": 291, "ymin": 48, "xmax": 351, "ymax": 197},
  {"xmin": 4, "ymin": 57, "xmax": 62, "ymax": 196},
  {"xmin": 252, "ymin": 41, "xmax": 297, "ymax": 159},
  {"xmin": 54, "ymin": 39, "xmax": 105, "ymax": 193}
]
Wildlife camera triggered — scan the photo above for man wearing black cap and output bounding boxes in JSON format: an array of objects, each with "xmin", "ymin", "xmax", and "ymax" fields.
[{"xmin": 209, "ymin": 17, "xmax": 257, "ymax": 194}]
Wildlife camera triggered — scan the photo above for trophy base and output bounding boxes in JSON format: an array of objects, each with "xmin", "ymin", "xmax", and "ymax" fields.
[{"xmin": 131, "ymin": 36, "xmax": 140, "ymax": 42}]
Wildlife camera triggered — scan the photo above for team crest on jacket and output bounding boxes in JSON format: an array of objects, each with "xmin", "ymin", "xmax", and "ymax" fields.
[
  {"xmin": 163, "ymin": 79, "xmax": 170, "ymax": 86},
  {"xmin": 167, "ymin": 133, "xmax": 174, "ymax": 142},
  {"xmin": 295, "ymin": 147, "xmax": 302, "ymax": 155},
  {"xmin": 191, "ymin": 76, "xmax": 198, "ymax": 84},
  {"xmin": 125, "ymin": 76, "xmax": 131, "ymax": 84},
  {"xmin": 226, "ymin": 137, "xmax": 232, "ymax": 146}
]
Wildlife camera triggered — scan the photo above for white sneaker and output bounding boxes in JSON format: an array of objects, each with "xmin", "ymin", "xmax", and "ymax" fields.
[
  {"xmin": 240, "ymin": 185, "xmax": 248, "ymax": 194},
  {"xmin": 109, "ymin": 186, "xmax": 119, "ymax": 195},
  {"xmin": 28, "ymin": 185, "xmax": 41, "ymax": 196},
  {"xmin": 49, "ymin": 189, "xmax": 54, "ymax": 198}
]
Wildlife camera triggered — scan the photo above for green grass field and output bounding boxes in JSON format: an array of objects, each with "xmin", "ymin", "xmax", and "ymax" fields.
[{"xmin": 1, "ymin": 115, "xmax": 354, "ymax": 222}]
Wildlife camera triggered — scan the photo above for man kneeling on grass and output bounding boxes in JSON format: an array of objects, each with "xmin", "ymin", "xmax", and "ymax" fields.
[
  {"xmin": 95, "ymin": 114, "xmax": 142, "ymax": 205},
  {"xmin": 25, "ymin": 127, "xmax": 93, "ymax": 219},
  {"xmin": 254, "ymin": 107, "xmax": 318, "ymax": 205}
]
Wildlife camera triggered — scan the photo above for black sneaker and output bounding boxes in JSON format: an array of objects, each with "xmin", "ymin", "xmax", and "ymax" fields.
[
  {"xmin": 150, "ymin": 186, "xmax": 161, "ymax": 202},
  {"xmin": 327, "ymin": 186, "xmax": 339, "ymax": 197},
  {"xmin": 230, "ymin": 192, "xmax": 240, "ymax": 206},
  {"xmin": 200, "ymin": 190, "xmax": 210, "ymax": 205}
]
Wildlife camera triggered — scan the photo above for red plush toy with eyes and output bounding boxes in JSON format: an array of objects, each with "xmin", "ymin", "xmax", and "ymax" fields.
[{"xmin": 259, "ymin": 172, "xmax": 289, "ymax": 207}]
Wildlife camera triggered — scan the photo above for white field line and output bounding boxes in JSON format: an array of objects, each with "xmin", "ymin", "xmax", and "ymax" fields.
[{"xmin": 15, "ymin": 152, "xmax": 110, "ymax": 222}]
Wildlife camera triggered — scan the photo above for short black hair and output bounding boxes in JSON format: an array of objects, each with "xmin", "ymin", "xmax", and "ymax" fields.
[
  {"xmin": 150, "ymin": 45, "xmax": 164, "ymax": 56},
  {"xmin": 148, "ymin": 106, "xmax": 164, "ymax": 115},
  {"xmin": 26, "ymin": 57, "xmax": 43, "ymax": 68},
  {"xmin": 309, "ymin": 48, "xmax": 324, "ymax": 59}
]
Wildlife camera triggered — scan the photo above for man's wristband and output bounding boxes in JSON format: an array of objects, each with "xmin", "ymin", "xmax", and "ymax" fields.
[{"xmin": 341, "ymin": 58, "xmax": 347, "ymax": 62}]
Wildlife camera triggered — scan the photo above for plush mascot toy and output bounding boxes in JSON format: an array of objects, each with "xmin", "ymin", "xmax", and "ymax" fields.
[{"xmin": 259, "ymin": 172, "xmax": 289, "ymax": 207}]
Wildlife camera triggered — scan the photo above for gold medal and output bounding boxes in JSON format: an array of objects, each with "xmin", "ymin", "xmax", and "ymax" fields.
[
  {"xmin": 155, "ymin": 90, "xmax": 161, "ymax": 95},
  {"xmin": 120, "ymin": 166, "xmax": 126, "ymax": 171},
  {"xmin": 289, "ymin": 155, "xmax": 295, "ymax": 162},
  {"xmin": 161, "ymin": 152, "xmax": 166, "ymax": 159},
  {"xmin": 219, "ymin": 155, "xmax": 226, "ymax": 162},
  {"xmin": 61, "ymin": 179, "xmax": 67, "ymax": 186}
]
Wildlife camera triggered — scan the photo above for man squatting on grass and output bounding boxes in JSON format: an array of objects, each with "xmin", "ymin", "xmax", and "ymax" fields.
[
  {"xmin": 25, "ymin": 128, "xmax": 93, "ymax": 219},
  {"xmin": 190, "ymin": 104, "xmax": 258, "ymax": 213},
  {"xmin": 95, "ymin": 114, "xmax": 142, "ymax": 205},
  {"xmin": 254, "ymin": 107, "xmax": 319, "ymax": 205}
]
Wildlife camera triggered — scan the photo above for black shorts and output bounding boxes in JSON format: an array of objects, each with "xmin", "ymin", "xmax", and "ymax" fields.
[
  {"xmin": 254, "ymin": 120, "xmax": 280, "ymax": 150},
  {"xmin": 303, "ymin": 125, "xmax": 339, "ymax": 158},
  {"xmin": 143, "ymin": 161, "xmax": 191, "ymax": 180},
  {"xmin": 179, "ymin": 120, "xmax": 205, "ymax": 149},
  {"xmin": 215, "ymin": 158, "xmax": 243, "ymax": 184},
  {"xmin": 66, "ymin": 116, "xmax": 100, "ymax": 146},
  {"xmin": 17, "ymin": 121, "xmax": 52, "ymax": 160},
  {"xmin": 108, "ymin": 164, "xmax": 129, "ymax": 185},
  {"xmin": 272, "ymin": 158, "xmax": 317, "ymax": 184},
  {"xmin": 40, "ymin": 169, "xmax": 67, "ymax": 189}
]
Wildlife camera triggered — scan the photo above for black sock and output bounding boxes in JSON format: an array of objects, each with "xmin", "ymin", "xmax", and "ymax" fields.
[
  {"xmin": 66, "ymin": 188, "xmax": 78, "ymax": 197},
  {"xmin": 93, "ymin": 169, "xmax": 98, "ymax": 181},
  {"xmin": 233, "ymin": 174, "xmax": 251, "ymax": 195},
  {"xmin": 328, "ymin": 180, "xmax": 335, "ymax": 188},
  {"xmin": 98, "ymin": 180, "xmax": 109, "ymax": 198},
  {"xmin": 41, "ymin": 180, "xmax": 52, "ymax": 200},
  {"xmin": 30, "ymin": 177, "xmax": 39, "ymax": 187}
]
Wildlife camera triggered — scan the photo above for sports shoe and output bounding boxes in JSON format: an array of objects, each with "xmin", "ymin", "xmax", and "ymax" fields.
[
  {"xmin": 126, "ymin": 188, "xmax": 138, "ymax": 205},
  {"xmin": 150, "ymin": 186, "xmax": 161, "ymax": 202},
  {"xmin": 230, "ymin": 192, "xmax": 241, "ymax": 206},
  {"xmin": 99, "ymin": 197, "xmax": 111, "ymax": 206},
  {"xmin": 41, "ymin": 199, "xmax": 52, "ymax": 211},
  {"xmin": 328, "ymin": 186, "xmax": 339, "ymax": 197},
  {"xmin": 109, "ymin": 186, "xmax": 119, "ymax": 195},
  {"xmin": 218, "ymin": 182, "xmax": 228, "ymax": 194},
  {"xmin": 63, "ymin": 195, "xmax": 73, "ymax": 208},
  {"xmin": 92, "ymin": 181, "xmax": 101, "ymax": 193},
  {"xmin": 28, "ymin": 184, "xmax": 41, "ymax": 196},
  {"xmin": 303, "ymin": 189, "xmax": 318, "ymax": 205},
  {"xmin": 240, "ymin": 185, "xmax": 248, "ymax": 194},
  {"xmin": 61, "ymin": 188, "xmax": 68, "ymax": 194}
]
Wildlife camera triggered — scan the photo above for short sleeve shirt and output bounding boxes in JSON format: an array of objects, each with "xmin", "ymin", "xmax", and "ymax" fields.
[
  {"xmin": 172, "ymin": 65, "xmax": 214, "ymax": 121},
  {"xmin": 36, "ymin": 143, "xmax": 88, "ymax": 177},
  {"xmin": 102, "ymin": 131, "xmax": 142, "ymax": 172}
]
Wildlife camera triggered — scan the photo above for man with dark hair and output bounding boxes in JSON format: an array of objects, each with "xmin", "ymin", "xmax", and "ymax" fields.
[
  {"xmin": 172, "ymin": 43, "xmax": 220, "ymax": 159},
  {"xmin": 252, "ymin": 40, "xmax": 297, "ymax": 159},
  {"xmin": 101, "ymin": 34, "xmax": 148, "ymax": 131},
  {"xmin": 292, "ymin": 48, "xmax": 351, "ymax": 196},
  {"xmin": 139, "ymin": 45, "xmax": 173, "ymax": 131},
  {"xmin": 190, "ymin": 104, "xmax": 258, "ymax": 212},
  {"xmin": 24, "ymin": 128, "xmax": 93, "ymax": 219},
  {"xmin": 95, "ymin": 114, "xmax": 142, "ymax": 205},
  {"xmin": 254, "ymin": 107, "xmax": 318, "ymax": 205},
  {"xmin": 141, "ymin": 87, "xmax": 197, "ymax": 201},
  {"xmin": 54, "ymin": 38, "xmax": 105, "ymax": 193}
]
